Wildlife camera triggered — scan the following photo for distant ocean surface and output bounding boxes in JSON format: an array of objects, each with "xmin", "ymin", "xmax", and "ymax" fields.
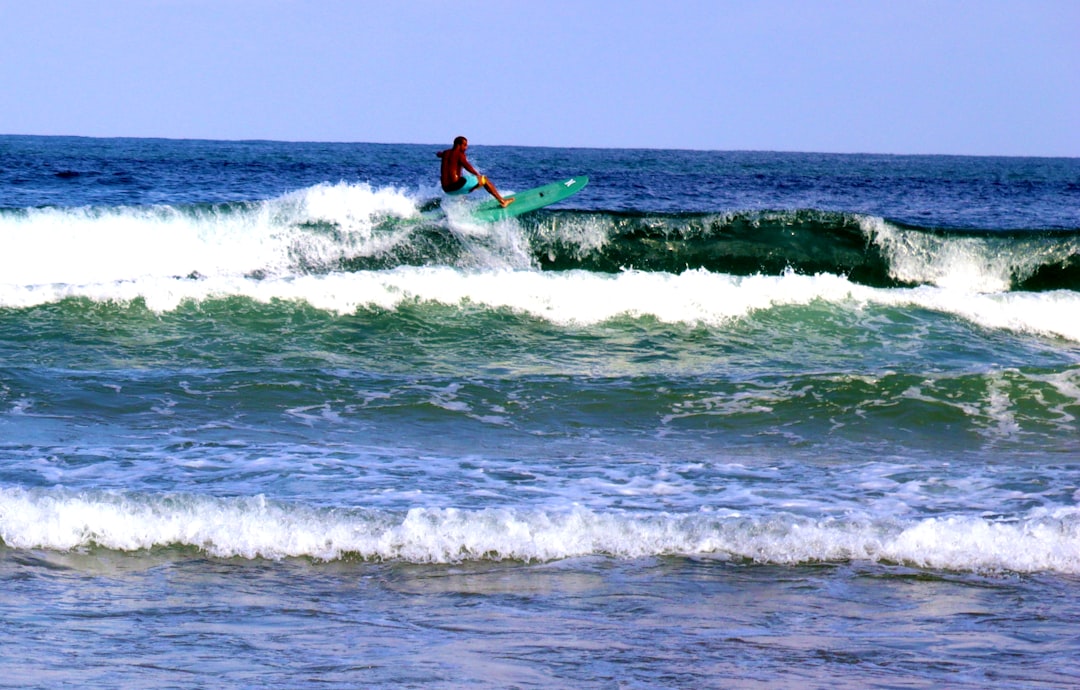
[{"xmin": 1, "ymin": 135, "xmax": 1079, "ymax": 688}]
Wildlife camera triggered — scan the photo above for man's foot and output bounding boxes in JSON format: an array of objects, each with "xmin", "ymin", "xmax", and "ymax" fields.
[{"xmin": 498, "ymin": 197, "xmax": 516, "ymax": 208}]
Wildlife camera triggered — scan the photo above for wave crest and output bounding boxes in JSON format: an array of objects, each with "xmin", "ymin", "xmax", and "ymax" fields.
[
  {"xmin": 528, "ymin": 209, "xmax": 1080, "ymax": 292},
  {"xmin": 3, "ymin": 487, "xmax": 1078, "ymax": 574},
  {"xmin": 2, "ymin": 187, "xmax": 1079, "ymax": 292}
]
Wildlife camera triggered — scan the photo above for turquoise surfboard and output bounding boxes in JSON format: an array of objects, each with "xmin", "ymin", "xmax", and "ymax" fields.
[{"xmin": 471, "ymin": 176, "xmax": 588, "ymax": 222}]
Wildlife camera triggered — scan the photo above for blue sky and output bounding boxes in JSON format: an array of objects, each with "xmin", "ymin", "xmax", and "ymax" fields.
[{"xmin": 2, "ymin": 0, "xmax": 1077, "ymax": 156}]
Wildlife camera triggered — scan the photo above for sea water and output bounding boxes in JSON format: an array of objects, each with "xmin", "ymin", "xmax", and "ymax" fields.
[{"xmin": 1, "ymin": 135, "xmax": 1079, "ymax": 688}]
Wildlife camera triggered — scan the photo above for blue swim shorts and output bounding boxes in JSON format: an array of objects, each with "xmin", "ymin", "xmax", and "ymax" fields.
[{"xmin": 445, "ymin": 172, "xmax": 480, "ymax": 195}]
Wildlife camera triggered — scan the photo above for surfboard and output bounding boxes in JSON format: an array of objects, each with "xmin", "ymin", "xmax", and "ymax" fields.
[{"xmin": 471, "ymin": 176, "xmax": 588, "ymax": 222}]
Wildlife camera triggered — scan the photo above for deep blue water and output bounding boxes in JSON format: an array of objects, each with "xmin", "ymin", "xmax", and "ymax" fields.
[{"xmin": 1, "ymin": 135, "xmax": 1079, "ymax": 688}]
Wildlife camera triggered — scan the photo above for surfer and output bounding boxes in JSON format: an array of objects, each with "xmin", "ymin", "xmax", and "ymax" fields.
[{"xmin": 437, "ymin": 137, "xmax": 514, "ymax": 208}]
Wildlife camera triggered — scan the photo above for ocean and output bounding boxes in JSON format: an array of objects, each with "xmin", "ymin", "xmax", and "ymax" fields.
[{"xmin": 1, "ymin": 135, "xmax": 1078, "ymax": 688}]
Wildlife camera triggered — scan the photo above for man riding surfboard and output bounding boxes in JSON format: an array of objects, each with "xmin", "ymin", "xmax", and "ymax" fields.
[{"xmin": 437, "ymin": 136, "xmax": 514, "ymax": 208}]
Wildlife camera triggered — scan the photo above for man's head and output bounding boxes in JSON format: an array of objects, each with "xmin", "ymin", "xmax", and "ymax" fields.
[{"xmin": 453, "ymin": 136, "xmax": 468, "ymax": 149}]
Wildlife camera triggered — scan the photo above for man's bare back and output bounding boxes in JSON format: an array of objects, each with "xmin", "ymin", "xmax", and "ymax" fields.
[{"xmin": 436, "ymin": 137, "xmax": 514, "ymax": 208}]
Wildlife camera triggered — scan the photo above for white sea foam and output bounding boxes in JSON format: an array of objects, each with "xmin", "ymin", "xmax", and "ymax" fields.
[
  {"xmin": 2, "ymin": 266, "xmax": 1078, "ymax": 343},
  {"xmin": 2, "ymin": 487, "xmax": 1078, "ymax": 574},
  {"xmin": 0, "ymin": 183, "xmax": 420, "ymax": 285},
  {"xmin": 878, "ymin": 285, "xmax": 1080, "ymax": 342}
]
